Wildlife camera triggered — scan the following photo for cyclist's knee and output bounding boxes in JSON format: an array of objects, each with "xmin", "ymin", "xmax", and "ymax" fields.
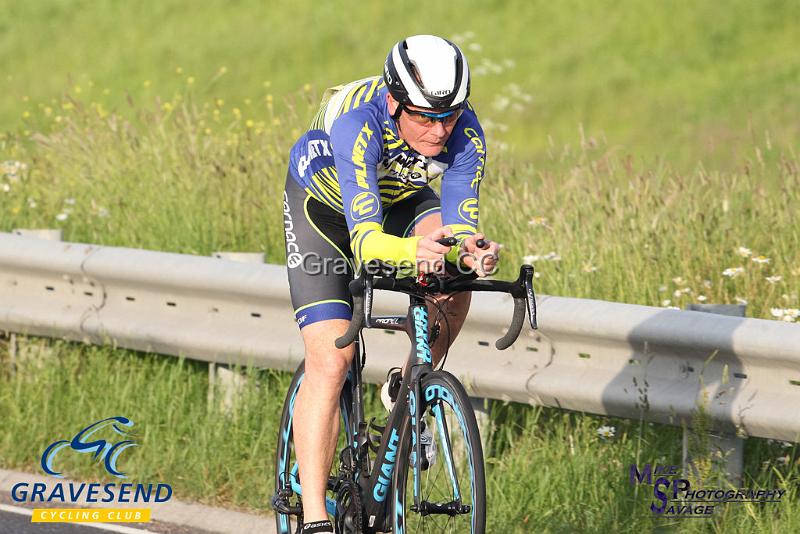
[
  {"xmin": 432, "ymin": 291, "xmax": 471, "ymax": 318},
  {"xmin": 300, "ymin": 319, "xmax": 354, "ymax": 386}
]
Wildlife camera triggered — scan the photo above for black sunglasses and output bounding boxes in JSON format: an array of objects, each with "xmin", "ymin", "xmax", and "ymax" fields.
[{"xmin": 399, "ymin": 104, "xmax": 464, "ymax": 125}]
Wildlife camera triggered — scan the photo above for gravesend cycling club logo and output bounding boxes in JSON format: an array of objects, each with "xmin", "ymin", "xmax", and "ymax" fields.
[
  {"xmin": 350, "ymin": 191, "xmax": 379, "ymax": 221},
  {"xmin": 629, "ymin": 462, "xmax": 785, "ymax": 518},
  {"xmin": 11, "ymin": 416, "xmax": 172, "ymax": 524},
  {"xmin": 42, "ymin": 416, "xmax": 137, "ymax": 478}
]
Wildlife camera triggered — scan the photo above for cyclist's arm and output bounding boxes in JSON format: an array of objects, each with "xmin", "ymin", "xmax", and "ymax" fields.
[
  {"xmin": 440, "ymin": 112, "xmax": 487, "ymax": 264},
  {"xmin": 331, "ymin": 112, "xmax": 421, "ymax": 268}
]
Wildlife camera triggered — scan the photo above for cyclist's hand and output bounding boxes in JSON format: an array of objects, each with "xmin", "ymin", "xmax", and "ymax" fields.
[
  {"xmin": 461, "ymin": 233, "xmax": 501, "ymax": 277},
  {"xmin": 416, "ymin": 226, "xmax": 454, "ymax": 274}
]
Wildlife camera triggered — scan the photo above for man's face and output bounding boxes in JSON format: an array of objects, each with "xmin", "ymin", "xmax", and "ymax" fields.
[{"xmin": 387, "ymin": 94, "xmax": 461, "ymax": 157}]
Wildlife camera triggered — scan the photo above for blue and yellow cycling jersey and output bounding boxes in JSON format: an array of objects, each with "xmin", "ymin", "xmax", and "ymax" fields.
[{"xmin": 288, "ymin": 76, "xmax": 487, "ymax": 267}]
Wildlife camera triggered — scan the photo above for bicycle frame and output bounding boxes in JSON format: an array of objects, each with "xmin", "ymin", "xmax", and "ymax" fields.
[
  {"xmin": 345, "ymin": 293, "xmax": 433, "ymax": 531},
  {"xmin": 285, "ymin": 301, "xmax": 430, "ymax": 532}
]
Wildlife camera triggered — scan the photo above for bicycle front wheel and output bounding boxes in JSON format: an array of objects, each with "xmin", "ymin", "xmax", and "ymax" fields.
[{"xmin": 393, "ymin": 371, "xmax": 486, "ymax": 533}]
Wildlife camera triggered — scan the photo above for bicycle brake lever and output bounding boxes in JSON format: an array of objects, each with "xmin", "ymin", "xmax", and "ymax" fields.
[{"xmin": 522, "ymin": 264, "xmax": 538, "ymax": 329}]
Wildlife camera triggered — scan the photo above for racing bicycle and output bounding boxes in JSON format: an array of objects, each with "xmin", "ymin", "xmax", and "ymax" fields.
[{"xmin": 272, "ymin": 243, "xmax": 537, "ymax": 533}]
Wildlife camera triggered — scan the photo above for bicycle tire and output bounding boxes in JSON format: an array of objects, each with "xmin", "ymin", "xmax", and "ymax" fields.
[
  {"xmin": 393, "ymin": 371, "xmax": 486, "ymax": 533},
  {"xmin": 274, "ymin": 361, "xmax": 355, "ymax": 534}
]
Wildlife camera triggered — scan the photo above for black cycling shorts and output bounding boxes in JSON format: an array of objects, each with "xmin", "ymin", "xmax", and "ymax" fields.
[{"xmin": 282, "ymin": 173, "xmax": 440, "ymax": 328}]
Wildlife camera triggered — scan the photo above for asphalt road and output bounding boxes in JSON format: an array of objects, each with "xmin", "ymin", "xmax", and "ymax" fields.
[
  {"xmin": 0, "ymin": 508, "xmax": 144, "ymax": 534},
  {"xmin": 0, "ymin": 503, "xmax": 202, "ymax": 534}
]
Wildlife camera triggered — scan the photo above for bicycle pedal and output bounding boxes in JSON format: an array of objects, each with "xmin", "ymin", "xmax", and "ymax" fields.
[{"xmin": 271, "ymin": 490, "xmax": 302, "ymax": 515}]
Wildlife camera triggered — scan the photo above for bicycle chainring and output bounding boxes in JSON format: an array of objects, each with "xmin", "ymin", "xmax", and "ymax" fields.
[{"xmin": 334, "ymin": 479, "xmax": 364, "ymax": 534}]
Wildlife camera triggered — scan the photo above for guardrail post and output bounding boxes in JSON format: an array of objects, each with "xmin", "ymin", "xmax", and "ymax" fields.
[
  {"xmin": 470, "ymin": 397, "xmax": 492, "ymax": 451},
  {"xmin": 8, "ymin": 229, "xmax": 63, "ymax": 376},
  {"xmin": 682, "ymin": 303, "xmax": 746, "ymax": 487},
  {"xmin": 207, "ymin": 251, "xmax": 265, "ymax": 413}
]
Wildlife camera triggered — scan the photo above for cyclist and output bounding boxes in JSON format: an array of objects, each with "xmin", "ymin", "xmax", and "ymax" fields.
[{"xmin": 282, "ymin": 34, "xmax": 500, "ymax": 533}]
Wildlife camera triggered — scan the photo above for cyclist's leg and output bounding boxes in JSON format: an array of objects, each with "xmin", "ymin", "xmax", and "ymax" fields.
[
  {"xmin": 283, "ymin": 173, "xmax": 355, "ymax": 524},
  {"xmin": 412, "ymin": 211, "xmax": 471, "ymax": 364},
  {"xmin": 382, "ymin": 187, "xmax": 471, "ymax": 364},
  {"xmin": 294, "ymin": 319, "xmax": 353, "ymax": 523}
]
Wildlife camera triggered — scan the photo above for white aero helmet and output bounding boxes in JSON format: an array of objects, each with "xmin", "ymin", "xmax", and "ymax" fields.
[{"xmin": 383, "ymin": 34, "xmax": 470, "ymax": 112}]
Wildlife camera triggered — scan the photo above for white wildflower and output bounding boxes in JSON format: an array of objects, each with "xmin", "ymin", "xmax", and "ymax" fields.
[
  {"xmin": 64, "ymin": 197, "xmax": 76, "ymax": 205},
  {"xmin": 98, "ymin": 207, "xmax": 110, "ymax": 218},
  {"xmin": 697, "ymin": 295, "xmax": 708, "ymax": 302},
  {"xmin": 703, "ymin": 279, "xmax": 713, "ymax": 288},
  {"xmin": 765, "ymin": 275, "xmax": 782, "ymax": 284},
  {"xmin": 735, "ymin": 297, "xmax": 748, "ymax": 305},
  {"xmin": 722, "ymin": 267, "xmax": 745, "ymax": 278},
  {"xmin": 737, "ymin": 246, "xmax": 752, "ymax": 257},
  {"xmin": 752, "ymin": 256, "xmax": 770, "ymax": 265},
  {"xmin": 528, "ymin": 217, "xmax": 549, "ymax": 227},
  {"xmin": 771, "ymin": 308, "xmax": 785, "ymax": 318},
  {"xmin": 56, "ymin": 212, "xmax": 69, "ymax": 222},
  {"xmin": 672, "ymin": 276, "xmax": 685, "ymax": 285},
  {"xmin": 658, "ymin": 285, "xmax": 667, "ymax": 293},
  {"xmin": 673, "ymin": 290, "xmax": 682, "ymax": 298},
  {"xmin": 597, "ymin": 425, "xmax": 616, "ymax": 439},
  {"xmin": 27, "ymin": 198, "xmax": 36, "ymax": 208},
  {"xmin": 523, "ymin": 252, "xmax": 560, "ymax": 263},
  {"xmin": 492, "ymin": 96, "xmax": 510, "ymax": 112},
  {"xmin": 582, "ymin": 263, "xmax": 598, "ymax": 273},
  {"xmin": 776, "ymin": 455, "xmax": 790, "ymax": 466},
  {"xmin": 662, "ymin": 300, "xmax": 672, "ymax": 307},
  {"xmin": 1, "ymin": 183, "xmax": 9, "ymax": 193},
  {"xmin": 681, "ymin": 287, "xmax": 692, "ymax": 294}
]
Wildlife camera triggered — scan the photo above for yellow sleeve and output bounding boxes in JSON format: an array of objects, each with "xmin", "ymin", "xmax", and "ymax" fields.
[
  {"xmin": 445, "ymin": 223, "xmax": 477, "ymax": 264},
  {"xmin": 350, "ymin": 222, "xmax": 422, "ymax": 271}
]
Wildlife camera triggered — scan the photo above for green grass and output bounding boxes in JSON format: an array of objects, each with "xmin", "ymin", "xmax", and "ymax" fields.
[
  {"xmin": 2, "ymin": 0, "xmax": 799, "ymax": 169},
  {"xmin": 1, "ymin": 336, "xmax": 798, "ymax": 532}
]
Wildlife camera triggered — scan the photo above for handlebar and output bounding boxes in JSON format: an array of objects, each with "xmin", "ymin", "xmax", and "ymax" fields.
[{"xmin": 334, "ymin": 262, "xmax": 538, "ymax": 350}]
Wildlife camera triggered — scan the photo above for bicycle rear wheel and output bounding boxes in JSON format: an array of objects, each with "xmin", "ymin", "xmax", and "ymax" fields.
[
  {"xmin": 273, "ymin": 362, "xmax": 355, "ymax": 533},
  {"xmin": 393, "ymin": 371, "xmax": 486, "ymax": 533}
]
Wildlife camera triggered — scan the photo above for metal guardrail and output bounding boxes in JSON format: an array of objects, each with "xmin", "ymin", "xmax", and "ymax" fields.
[{"xmin": 1, "ymin": 232, "xmax": 799, "ymax": 443}]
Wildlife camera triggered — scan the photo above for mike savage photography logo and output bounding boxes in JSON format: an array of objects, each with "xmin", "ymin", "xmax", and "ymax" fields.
[
  {"xmin": 629, "ymin": 462, "xmax": 785, "ymax": 518},
  {"xmin": 11, "ymin": 416, "xmax": 172, "ymax": 524}
]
